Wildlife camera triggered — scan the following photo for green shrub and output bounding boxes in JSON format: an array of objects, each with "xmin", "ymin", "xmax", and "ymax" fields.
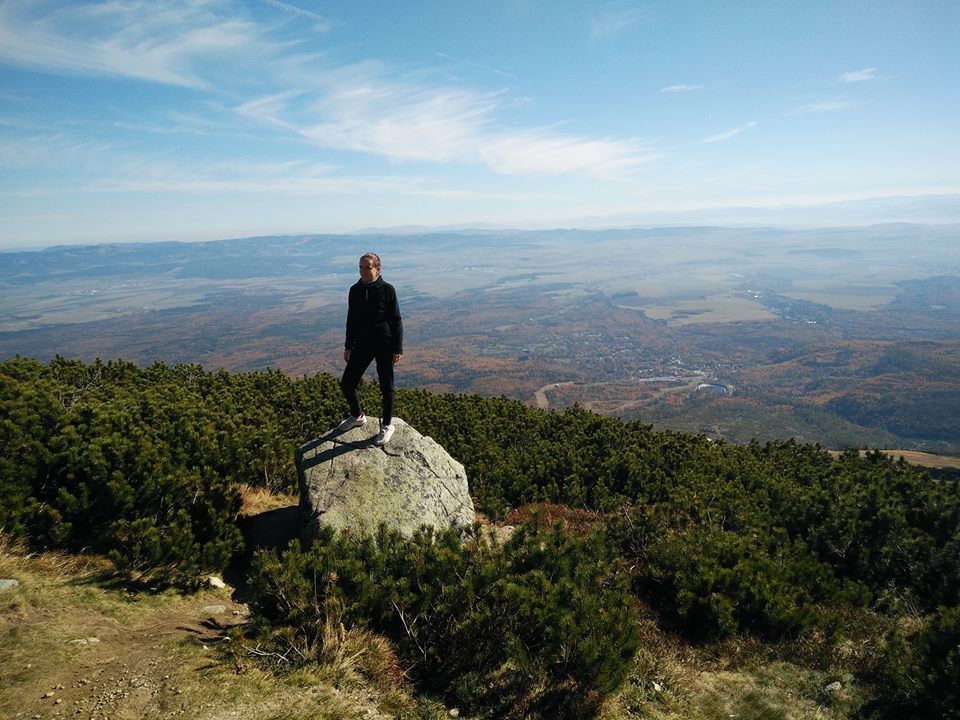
[
  {"xmin": 607, "ymin": 507, "xmax": 871, "ymax": 640},
  {"xmin": 0, "ymin": 357, "xmax": 245, "ymax": 585},
  {"xmin": 3, "ymin": 356, "xmax": 959, "ymax": 635},
  {"xmin": 247, "ymin": 521, "xmax": 640, "ymax": 718},
  {"xmin": 869, "ymin": 604, "xmax": 960, "ymax": 719}
]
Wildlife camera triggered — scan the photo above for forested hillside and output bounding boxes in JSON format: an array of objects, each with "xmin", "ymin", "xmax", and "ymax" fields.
[{"xmin": 2, "ymin": 357, "xmax": 958, "ymax": 718}]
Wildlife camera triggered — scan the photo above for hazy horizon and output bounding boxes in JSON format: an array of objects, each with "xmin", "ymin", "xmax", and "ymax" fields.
[{"xmin": 2, "ymin": 195, "xmax": 959, "ymax": 254}]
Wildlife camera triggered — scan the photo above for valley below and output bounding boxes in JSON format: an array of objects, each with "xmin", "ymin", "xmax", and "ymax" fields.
[{"xmin": 2, "ymin": 224, "xmax": 959, "ymax": 456}]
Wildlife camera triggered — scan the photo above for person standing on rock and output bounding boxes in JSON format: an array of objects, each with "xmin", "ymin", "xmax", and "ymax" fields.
[{"xmin": 338, "ymin": 252, "xmax": 403, "ymax": 445}]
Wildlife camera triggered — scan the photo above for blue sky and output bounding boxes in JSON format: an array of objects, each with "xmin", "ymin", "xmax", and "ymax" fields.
[{"xmin": 1, "ymin": 0, "xmax": 959, "ymax": 249}]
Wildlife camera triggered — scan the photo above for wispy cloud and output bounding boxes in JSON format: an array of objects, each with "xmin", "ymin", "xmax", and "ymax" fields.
[
  {"xmin": 659, "ymin": 84, "xmax": 703, "ymax": 94},
  {"xmin": 0, "ymin": 1, "xmax": 660, "ymax": 182},
  {"xmin": 258, "ymin": 0, "xmax": 331, "ymax": 29},
  {"xmin": 436, "ymin": 52, "xmax": 515, "ymax": 79},
  {"xmin": 0, "ymin": 0, "xmax": 260, "ymax": 89},
  {"xmin": 697, "ymin": 121, "xmax": 758, "ymax": 144},
  {"xmin": 238, "ymin": 70, "xmax": 660, "ymax": 179},
  {"xmin": 589, "ymin": 9, "xmax": 650, "ymax": 43},
  {"xmin": 0, "ymin": 146, "xmax": 409, "ymax": 197},
  {"xmin": 0, "ymin": 131, "xmax": 115, "ymax": 170},
  {"xmin": 839, "ymin": 67, "xmax": 877, "ymax": 83},
  {"xmin": 788, "ymin": 100, "xmax": 854, "ymax": 115},
  {"xmin": 479, "ymin": 132, "xmax": 658, "ymax": 178}
]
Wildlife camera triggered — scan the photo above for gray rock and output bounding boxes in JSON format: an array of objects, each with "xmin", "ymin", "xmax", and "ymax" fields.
[
  {"xmin": 825, "ymin": 681, "xmax": 843, "ymax": 693},
  {"xmin": 0, "ymin": 578, "xmax": 19, "ymax": 591},
  {"xmin": 201, "ymin": 605, "xmax": 227, "ymax": 615},
  {"xmin": 297, "ymin": 417, "xmax": 475, "ymax": 542},
  {"xmin": 206, "ymin": 575, "xmax": 226, "ymax": 589},
  {"xmin": 67, "ymin": 637, "xmax": 100, "ymax": 646}
]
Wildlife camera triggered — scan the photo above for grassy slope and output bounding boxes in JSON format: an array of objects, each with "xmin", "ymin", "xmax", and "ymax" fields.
[
  {"xmin": 1, "ymin": 522, "xmax": 880, "ymax": 720},
  {"xmin": 0, "ymin": 534, "xmax": 442, "ymax": 720}
]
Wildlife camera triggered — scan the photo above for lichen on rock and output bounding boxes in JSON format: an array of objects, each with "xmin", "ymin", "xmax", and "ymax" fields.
[{"xmin": 296, "ymin": 417, "xmax": 475, "ymax": 542}]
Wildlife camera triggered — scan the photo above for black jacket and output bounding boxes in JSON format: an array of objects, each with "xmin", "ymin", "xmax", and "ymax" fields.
[{"xmin": 345, "ymin": 276, "xmax": 403, "ymax": 353}]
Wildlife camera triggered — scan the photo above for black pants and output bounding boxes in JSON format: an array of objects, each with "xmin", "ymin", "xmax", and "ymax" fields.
[{"xmin": 340, "ymin": 345, "xmax": 395, "ymax": 425}]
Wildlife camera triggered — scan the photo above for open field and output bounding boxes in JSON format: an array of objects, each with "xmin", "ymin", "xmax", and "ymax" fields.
[
  {"xmin": 642, "ymin": 293, "xmax": 777, "ymax": 325},
  {"xmin": 828, "ymin": 449, "xmax": 960, "ymax": 469}
]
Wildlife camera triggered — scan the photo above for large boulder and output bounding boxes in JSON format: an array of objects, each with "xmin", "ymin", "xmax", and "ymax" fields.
[{"xmin": 296, "ymin": 417, "xmax": 475, "ymax": 542}]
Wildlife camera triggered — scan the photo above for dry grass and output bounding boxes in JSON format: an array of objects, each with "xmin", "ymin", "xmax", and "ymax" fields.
[
  {"xmin": 502, "ymin": 502, "xmax": 604, "ymax": 535},
  {"xmin": 0, "ymin": 532, "xmax": 111, "ymax": 581},
  {"xmin": 0, "ymin": 533, "xmax": 435, "ymax": 720},
  {"xmin": 599, "ymin": 609, "xmax": 876, "ymax": 720},
  {"xmin": 238, "ymin": 484, "xmax": 299, "ymax": 516}
]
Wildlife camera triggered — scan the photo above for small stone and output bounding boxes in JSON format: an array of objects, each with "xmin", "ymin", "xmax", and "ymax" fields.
[
  {"xmin": 653, "ymin": 681, "xmax": 663, "ymax": 692},
  {"xmin": 201, "ymin": 605, "xmax": 227, "ymax": 615},
  {"xmin": 55, "ymin": 698, "xmax": 63, "ymax": 705},
  {"xmin": 207, "ymin": 576, "xmax": 226, "ymax": 589},
  {"xmin": 825, "ymin": 681, "xmax": 843, "ymax": 693},
  {"xmin": 449, "ymin": 709, "xmax": 460, "ymax": 718},
  {"xmin": 43, "ymin": 690, "xmax": 55, "ymax": 697},
  {"xmin": 0, "ymin": 578, "xmax": 19, "ymax": 591},
  {"xmin": 232, "ymin": 610, "xmax": 241, "ymax": 615},
  {"xmin": 86, "ymin": 637, "xmax": 100, "ymax": 644}
]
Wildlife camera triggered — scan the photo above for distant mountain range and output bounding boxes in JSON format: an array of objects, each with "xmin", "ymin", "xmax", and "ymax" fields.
[
  {"xmin": 2, "ymin": 193, "xmax": 959, "ymax": 254},
  {"xmin": 347, "ymin": 193, "xmax": 960, "ymax": 236}
]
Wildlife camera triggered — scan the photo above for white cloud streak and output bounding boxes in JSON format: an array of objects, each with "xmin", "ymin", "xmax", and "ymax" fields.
[
  {"xmin": 840, "ymin": 67, "xmax": 877, "ymax": 83},
  {"xmin": 259, "ymin": 0, "xmax": 331, "ymax": 28},
  {"xmin": 659, "ymin": 84, "xmax": 703, "ymax": 94},
  {"xmin": 697, "ymin": 121, "xmax": 758, "ymax": 144},
  {"xmin": 435, "ymin": 52, "xmax": 515, "ymax": 79},
  {"xmin": 788, "ymin": 100, "xmax": 854, "ymax": 115},
  {"xmin": 0, "ymin": 132, "xmax": 116, "ymax": 170},
  {"xmin": 0, "ymin": 0, "xmax": 260, "ymax": 89},
  {"xmin": 238, "ymin": 76, "xmax": 660, "ymax": 179}
]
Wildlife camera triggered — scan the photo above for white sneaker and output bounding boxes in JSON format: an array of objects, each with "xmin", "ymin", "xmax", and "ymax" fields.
[
  {"xmin": 373, "ymin": 423, "xmax": 395, "ymax": 446},
  {"xmin": 337, "ymin": 413, "xmax": 365, "ymax": 431}
]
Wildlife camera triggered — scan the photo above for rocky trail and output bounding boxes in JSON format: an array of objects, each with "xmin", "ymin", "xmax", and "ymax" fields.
[{"xmin": 1, "ymin": 502, "xmax": 395, "ymax": 720}]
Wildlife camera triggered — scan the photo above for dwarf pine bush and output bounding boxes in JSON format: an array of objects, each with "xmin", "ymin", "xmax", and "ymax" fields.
[
  {"xmin": 248, "ymin": 521, "xmax": 640, "ymax": 718},
  {"xmin": 868, "ymin": 604, "xmax": 960, "ymax": 719}
]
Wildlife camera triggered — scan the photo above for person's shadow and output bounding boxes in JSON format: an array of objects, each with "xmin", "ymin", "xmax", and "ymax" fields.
[{"xmin": 295, "ymin": 425, "xmax": 378, "ymax": 473}]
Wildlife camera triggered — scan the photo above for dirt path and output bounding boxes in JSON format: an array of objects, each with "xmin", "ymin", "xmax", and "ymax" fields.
[
  {"xmin": 533, "ymin": 381, "xmax": 575, "ymax": 410},
  {"xmin": 2, "ymin": 568, "xmax": 251, "ymax": 720},
  {"xmin": 533, "ymin": 373, "xmax": 719, "ymax": 414},
  {"xmin": 0, "ymin": 502, "xmax": 394, "ymax": 720}
]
